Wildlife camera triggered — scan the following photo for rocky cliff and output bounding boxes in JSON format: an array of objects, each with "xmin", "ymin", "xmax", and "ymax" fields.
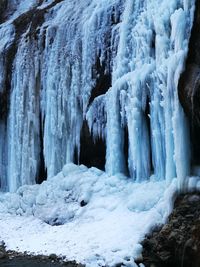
[
  {"xmin": 140, "ymin": 192, "xmax": 200, "ymax": 267},
  {"xmin": 179, "ymin": 0, "xmax": 200, "ymax": 166}
]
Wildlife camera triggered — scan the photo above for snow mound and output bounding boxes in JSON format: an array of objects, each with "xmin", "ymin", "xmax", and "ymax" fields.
[{"xmin": 0, "ymin": 164, "xmax": 178, "ymax": 266}]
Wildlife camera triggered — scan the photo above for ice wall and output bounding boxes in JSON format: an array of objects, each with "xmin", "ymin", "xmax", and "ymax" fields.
[{"xmin": 0, "ymin": 0, "xmax": 195, "ymax": 191}]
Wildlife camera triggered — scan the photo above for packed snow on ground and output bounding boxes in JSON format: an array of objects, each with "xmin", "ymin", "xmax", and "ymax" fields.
[{"xmin": 0, "ymin": 163, "xmax": 178, "ymax": 266}]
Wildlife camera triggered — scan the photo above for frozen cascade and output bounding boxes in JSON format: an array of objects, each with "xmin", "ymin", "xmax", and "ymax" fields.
[{"xmin": 0, "ymin": 0, "xmax": 196, "ymax": 191}]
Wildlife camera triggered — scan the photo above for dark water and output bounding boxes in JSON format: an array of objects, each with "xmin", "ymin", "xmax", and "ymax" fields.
[{"xmin": 0, "ymin": 258, "xmax": 63, "ymax": 267}]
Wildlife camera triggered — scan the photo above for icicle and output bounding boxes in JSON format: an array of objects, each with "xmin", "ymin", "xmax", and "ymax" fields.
[
  {"xmin": 7, "ymin": 34, "xmax": 41, "ymax": 192},
  {"xmin": 86, "ymin": 95, "xmax": 106, "ymax": 140}
]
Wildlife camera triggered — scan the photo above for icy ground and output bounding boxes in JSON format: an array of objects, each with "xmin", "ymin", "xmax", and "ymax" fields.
[{"xmin": 0, "ymin": 163, "xmax": 179, "ymax": 267}]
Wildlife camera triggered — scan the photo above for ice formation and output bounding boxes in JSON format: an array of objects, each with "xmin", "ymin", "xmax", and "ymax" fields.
[
  {"xmin": 0, "ymin": 163, "xmax": 178, "ymax": 267},
  {"xmin": 1, "ymin": 163, "xmax": 200, "ymax": 266},
  {"xmin": 0, "ymin": 0, "xmax": 196, "ymax": 192}
]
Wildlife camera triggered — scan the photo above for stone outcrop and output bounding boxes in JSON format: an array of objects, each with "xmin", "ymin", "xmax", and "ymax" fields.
[
  {"xmin": 179, "ymin": 0, "xmax": 200, "ymax": 123},
  {"xmin": 0, "ymin": 242, "xmax": 84, "ymax": 267},
  {"xmin": 178, "ymin": 0, "xmax": 200, "ymax": 164},
  {"xmin": 0, "ymin": 241, "xmax": 7, "ymax": 259},
  {"xmin": 139, "ymin": 193, "xmax": 200, "ymax": 267}
]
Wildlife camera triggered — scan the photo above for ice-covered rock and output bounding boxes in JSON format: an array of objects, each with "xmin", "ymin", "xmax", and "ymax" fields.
[{"xmin": 0, "ymin": 0, "xmax": 196, "ymax": 191}]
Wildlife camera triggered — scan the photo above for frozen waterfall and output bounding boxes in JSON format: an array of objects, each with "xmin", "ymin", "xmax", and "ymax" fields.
[{"xmin": 0, "ymin": 0, "xmax": 196, "ymax": 192}]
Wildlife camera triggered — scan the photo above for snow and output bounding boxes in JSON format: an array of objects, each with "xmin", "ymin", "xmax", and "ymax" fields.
[
  {"xmin": 3, "ymin": 168, "xmax": 198, "ymax": 266},
  {"xmin": 0, "ymin": 164, "xmax": 178, "ymax": 266}
]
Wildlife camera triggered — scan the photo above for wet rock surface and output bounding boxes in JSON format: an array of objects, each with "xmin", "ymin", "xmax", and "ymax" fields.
[
  {"xmin": 139, "ymin": 193, "xmax": 200, "ymax": 267},
  {"xmin": 0, "ymin": 244, "xmax": 84, "ymax": 267}
]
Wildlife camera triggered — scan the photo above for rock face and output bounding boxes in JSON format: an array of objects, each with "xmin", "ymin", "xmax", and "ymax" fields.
[
  {"xmin": 0, "ymin": 242, "xmax": 84, "ymax": 267},
  {"xmin": 140, "ymin": 193, "xmax": 200, "ymax": 267},
  {"xmin": 178, "ymin": 0, "xmax": 200, "ymax": 165},
  {"xmin": 0, "ymin": 241, "xmax": 7, "ymax": 259},
  {"xmin": 179, "ymin": 0, "xmax": 200, "ymax": 122}
]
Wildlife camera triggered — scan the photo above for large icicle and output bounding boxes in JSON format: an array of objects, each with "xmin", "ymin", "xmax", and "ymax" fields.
[
  {"xmin": 105, "ymin": 0, "xmax": 194, "ymax": 184},
  {"xmin": 40, "ymin": 0, "xmax": 121, "ymax": 178},
  {"xmin": 7, "ymin": 34, "xmax": 41, "ymax": 192}
]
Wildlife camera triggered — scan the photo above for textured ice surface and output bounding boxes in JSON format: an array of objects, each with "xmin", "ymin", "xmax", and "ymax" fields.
[
  {"xmin": 0, "ymin": 0, "xmax": 195, "ymax": 191},
  {"xmin": 0, "ymin": 164, "xmax": 178, "ymax": 267},
  {"xmin": 1, "ymin": 165, "xmax": 199, "ymax": 266}
]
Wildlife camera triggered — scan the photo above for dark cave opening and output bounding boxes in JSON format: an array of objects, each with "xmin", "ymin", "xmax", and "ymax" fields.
[
  {"xmin": 76, "ymin": 120, "xmax": 106, "ymax": 171},
  {"xmin": 77, "ymin": 54, "xmax": 110, "ymax": 171}
]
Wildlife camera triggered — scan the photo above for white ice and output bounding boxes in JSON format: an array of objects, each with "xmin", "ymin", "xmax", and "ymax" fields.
[{"xmin": 0, "ymin": 164, "xmax": 178, "ymax": 267}]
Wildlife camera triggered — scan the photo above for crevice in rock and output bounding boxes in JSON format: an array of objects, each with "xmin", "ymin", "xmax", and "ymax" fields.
[
  {"xmin": 1, "ymin": 41, "xmax": 18, "ymax": 122},
  {"xmin": 36, "ymin": 112, "xmax": 47, "ymax": 184},
  {"xmin": 111, "ymin": 5, "xmax": 121, "ymax": 26},
  {"xmin": 123, "ymin": 126, "xmax": 130, "ymax": 177},
  {"xmin": 89, "ymin": 56, "xmax": 111, "ymax": 106},
  {"xmin": 0, "ymin": 90, "xmax": 10, "ymax": 121},
  {"xmin": 145, "ymin": 95, "xmax": 154, "ymax": 173}
]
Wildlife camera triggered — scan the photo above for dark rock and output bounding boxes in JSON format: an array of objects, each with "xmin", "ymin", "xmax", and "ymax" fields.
[
  {"xmin": 0, "ymin": 248, "xmax": 84, "ymax": 266},
  {"xmin": 0, "ymin": 0, "xmax": 7, "ymax": 24},
  {"xmin": 0, "ymin": 241, "xmax": 5, "ymax": 247},
  {"xmin": 178, "ymin": 0, "xmax": 200, "ymax": 123},
  {"xmin": 0, "ymin": 251, "xmax": 6, "ymax": 259},
  {"xmin": 159, "ymin": 251, "xmax": 171, "ymax": 262},
  {"xmin": 178, "ymin": 0, "xmax": 200, "ymax": 165},
  {"xmin": 143, "ymin": 239, "xmax": 157, "ymax": 250},
  {"xmin": 80, "ymin": 200, "xmax": 87, "ymax": 207},
  {"xmin": 114, "ymin": 263, "xmax": 125, "ymax": 267},
  {"xmin": 188, "ymin": 195, "xmax": 200, "ymax": 202},
  {"xmin": 62, "ymin": 261, "xmax": 85, "ymax": 267},
  {"xmin": 0, "ymin": 241, "xmax": 7, "ymax": 259},
  {"xmin": 49, "ymin": 253, "xmax": 57, "ymax": 260},
  {"xmin": 77, "ymin": 120, "xmax": 106, "ymax": 171},
  {"xmin": 140, "ymin": 192, "xmax": 200, "ymax": 267}
]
